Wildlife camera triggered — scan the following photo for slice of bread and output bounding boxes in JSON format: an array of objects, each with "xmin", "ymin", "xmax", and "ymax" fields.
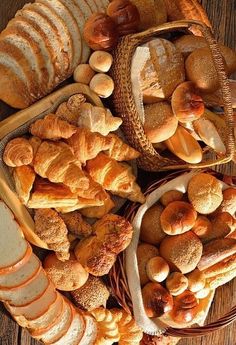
[
  {"xmin": 0, "ymin": 254, "xmax": 40, "ymax": 290},
  {"xmin": 79, "ymin": 314, "xmax": 98, "ymax": 345},
  {"xmin": 85, "ymin": 0, "xmax": 98, "ymax": 13},
  {"xmin": 73, "ymin": 0, "xmax": 93, "ymax": 21},
  {"xmin": 0, "ymin": 268, "xmax": 49, "ymax": 306}
]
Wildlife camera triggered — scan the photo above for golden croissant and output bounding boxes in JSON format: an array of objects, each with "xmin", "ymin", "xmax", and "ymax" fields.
[
  {"xmin": 30, "ymin": 114, "xmax": 77, "ymax": 140},
  {"xmin": 3, "ymin": 137, "xmax": 33, "ymax": 167},
  {"xmin": 86, "ymin": 153, "xmax": 145, "ymax": 203},
  {"xmin": 106, "ymin": 133, "xmax": 141, "ymax": 161},
  {"xmin": 67, "ymin": 128, "xmax": 113, "ymax": 164},
  {"xmin": 81, "ymin": 193, "xmax": 115, "ymax": 219},
  {"xmin": 91, "ymin": 308, "xmax": 120, "ymax": 345}
]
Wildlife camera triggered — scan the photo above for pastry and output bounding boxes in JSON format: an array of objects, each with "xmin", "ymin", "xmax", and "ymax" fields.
[
  {"xmin": 13, "ymin": 165, "xmax": 36, "ymax": 204},
  {"xmin": 87, "ymin": 153, "xmax": 145, "ymax": 203},
  {"xmin": 30, "ymin": 114, "xmax": 77, "ymax": 140},
  {"xmin": 90, "ymin": 73, "xmax": 114, "ymax": 98},
  {"xmin": 73, "ymin": 64, "xmax": 96, "ymax": 84},
  {"xmin": 67, "ymin": 94, "xmax": 86, "ymax": 112},
  {"xmin": 160, "ymin": 201, "xmax": 197, "ymax": 235},
  {"xmin": 89, "ymin": 51, "xmax": 113, "ymax": 73},
  {"xmin": 56, "ymin": 94, "xmax": 86, "ymax": 126},
  {"xmin": 166, "ymin": 272, "xmax": 188, "ymax": 296},
  {"xmin": 43, "ymin": 252, "xmax": 88, "ymax": 291},
  {"xmin": 80, "ymin": 193, "xmax": 115, "ymax": 219},
  {"xmin": 186, "ymin": 269, "xmax": 206, "ymax": 293},
  {"xmin": 206, "ymin": 267, "xmax": 236, "ymax": 290},
  {"xmin": 160, "ymin": 190, "xmax": 183, "ymax": 207},
  {"xmin": 55, "ymin": 195, "xmax": 104, "ymax": 214},
  {"xmin": 3, "ymin": 137, "xmax": 33, "ymax": 167},
  {"xmin": 60, "ymin": 211, "xmax": 92, "ymax": 239},
  {"xmin": 34, "ymin": 208, "xmax": 70, "ymax": 261},
  {"xmin": 202, "ymin": 253, "xmax": 236, "ymax": 278},
  {"xmin": 28, "ymin": 136, "xmax": 42, "ymax": 159},
  {"xmin": 140, "ymin": 204, "xmax": 166, "ymax": 245},
  {"xmin": 137, "ymin": 243, "xmax": 159, "ymax": 286},
  {"xmin": 171, "ymin": 290, "xmax": 198, "ymax": 324},
  {"xmin": 71, "ymin": 275, "xmax": 110, "ymax": 311},
  {"xmin": 159, "ymin": 231, "xmax": 203, "ymax": 274},
  {"xmin": 146, "ymin": 256, "xmax": 170, "ymax": 283},
  {"xmin": 191, "ymin": 216, "xmax": 213, "ymax": 243},
  {"xmin": 106, "ymin": 133, "xmax": 140, "ymax": 161}
]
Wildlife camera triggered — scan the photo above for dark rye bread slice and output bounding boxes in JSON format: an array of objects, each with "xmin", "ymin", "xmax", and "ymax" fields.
[{"xmin": 7, "ymin": 17, "xmax": 55, "ymax": 91}]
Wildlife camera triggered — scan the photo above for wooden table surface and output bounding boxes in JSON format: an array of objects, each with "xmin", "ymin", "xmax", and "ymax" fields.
[{"xmin": 0, "ymin": 0, "xmax": 235, "ymax": 344}]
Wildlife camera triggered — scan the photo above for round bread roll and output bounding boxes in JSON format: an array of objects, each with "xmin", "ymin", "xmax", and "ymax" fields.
[
  {"xmin": 142, "ymin": 282, "xmax": 173, "ymax": 318},
  {"xmin": 188, "ymin": 173, "xmax": 223, "ymax": 214},
  {"xmin": 90, "ymin": 73, "xmax": 114, "ymax": 98},
  {"xmin": 213, "ymin": 212, "xmax": 236, "ymax": 232},
  {"xmin": 174, "ymin": 35, "xmax": 208, "ymax": 58},
  {"xmin": 73, "ymin": 64, "xmax": 96, "ymax": 84},
  {"xmin": 159, "ymin": 231, "xmax": 203, "ymax": 274},
  {"xmin": 191, "ymin": 216, "xmax": 213, "ymax": 243},
  {"xmin": 217, "ymin": 188, "xmax": 236, "ymax": 216},
  {"xmin": 89, "ymin": 51, "xmax": 113, "ymax": 72},
  {"xmin": 140, "ymin": 204, "xmax": 166, "ymax": 245},
  {"xmin": 166, "ymin": 272, "xmax": 188, "ymax": 296},
  {"xmin": 160, "ymin": 201, "xmax": 197, "ymax": 235},
  {"xmin": 186, "ymin": 269, "xmax": 206, "ymax": 293},
  {"xmin": 160, "ymin": 190, "xmax": 183, "ymax": 207},
  {"xmin": 143, "ymin": 102, "xmax": 178, "ymax": 143},
  {"xmin": 146, "ymin": 256, "xmax": 170, "ymax": 283},
  {"xmin": 171, "ymin": 290, "xmax": 199, "ymax": 323},
  {"xmin": 137, "ymin": 243, "xmax": 159, "ymax": 286},
  {"xmin": 43, "ymin": 252, "xmax": 89, "ymax": 291}
]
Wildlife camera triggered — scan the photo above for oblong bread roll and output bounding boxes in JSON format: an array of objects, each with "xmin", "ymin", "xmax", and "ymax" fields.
[{"xmin": 202, "ymin": 253, "xmax": 236, "ymax": 278}]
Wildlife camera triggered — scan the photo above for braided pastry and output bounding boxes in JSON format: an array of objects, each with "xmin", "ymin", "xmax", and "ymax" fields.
[{"xmin": 91, "ymin": 308, "xmax": 120, "ymax": 345}]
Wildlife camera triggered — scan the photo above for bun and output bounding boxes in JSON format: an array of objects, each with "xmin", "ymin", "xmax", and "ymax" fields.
[
  {"xmin": 137, "ymin": 243, "xmax": 159, "ymax": 286},
  {"xmin": 160, "ymin": 190, "xmax": 183, "ymax": 207},
  {"xmin": 83, "ymin": 13, "xmax": 118, "ymax": 51},
  {"xmin": 217, "ymin": 188, "xmax": 236, "ymax": 216},
  {"xmin": 218, "ymin": 44, "xmax": 236, "ymax": 75},
  {"xmin": 213, "ymin": 212, "xmax": 236, "ymax": 232},
  {"xmin": 159, "ymin": 231, "xmax": 203, "ymax": 274},
  {"xmin": 165, "ymin": 126, "xmax": 203, "ymax": 164},
  {"xmin": 43, "ymin": 252, "xmax": 88, "ymax": 291},
  {"xmin": 174, "ymin": 35, "xmax": 207, "ymax": 58},
  {"xmin": 160, "ymin": 201, "xmax": 197, "ymax": 235},
  {"xmin": 107, "ymin": 0, "xmax": 140, "ymax": 35},
  {"xmin": 3, "ymin": 138, "xmax": 33, "ymax": 167},
  {"xmin": 142, "ymin": 282, "xmax": 173, "ymax": 318},
  {"xmin": 188, "ymin": 173, "xmax": 223, "ymax": 214},
  {"xmin": 171, "ymin": 291, "xmax": 198, "ymax": 324},
  {"xmin": 89, "ymin": 73, "xmax": 114, "ymax": 98},
  {"xmin": 166, "ymin": 272, "xmax": 188, "ymax": 296},
  {"xmin": 144, "ymin": 102, "xmax": 178, "ymax": 143},
  {"xmin": 60, "ymin": 211, "xmax": 92, "ymax": 239},
  {"xmin": 73, "ymin": 64, "xmax": 96, "ymax": 84},
  {"xmin": 146, "ymin": 256, "xmax": 170, "ymax": 283},
  {"xmin": 89, "ymin": 51, "xmax": 113, "ymax": 73},
  {"xmin": 186, "ymin": 269, "xmax": 206, "ymax": 293},
  {"xmin": 191, "ymin": 216, "xmax": 213, "ymax": 243},
  {"xmin": 140, "ymin": 204, "xmax": 166, "ymax": 245}
]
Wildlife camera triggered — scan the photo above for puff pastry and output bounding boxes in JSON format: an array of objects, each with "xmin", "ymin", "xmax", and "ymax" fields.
[
  {"xmin": 91, "ymin": 308, "xmax": 120, "ymax": 345},
  {"xmin": 81, "ymin": 193, "xmax": 115, "ymax": 219},
  {"xmin": 13, "ymin": 165, "xmax": 36, "ymax": 204},
  {"xmin": 106, "ymin": 133, "xmax": 141, "ymax": 161},
  {"xmin": 3, "ymin": 137, "xmax": 33, "ymax": 167}
]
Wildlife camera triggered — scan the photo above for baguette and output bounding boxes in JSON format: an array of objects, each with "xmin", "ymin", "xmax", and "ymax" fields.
[
  {"xmin": 206, "ymin": 267, "xmax": 236, "ymax": 290},
  {"xmin": 202, "ymin": 253, "xmax": 236, "ymax": 278}
]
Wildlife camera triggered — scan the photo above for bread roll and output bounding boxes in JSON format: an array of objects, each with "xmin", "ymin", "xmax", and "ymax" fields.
[
  {"xmin": 146, "ymin": 256, "xmax": 170, "ymax": 283},
  {"xmin": 160, "ymin": 201, "xmax": 197, "ymax": 235},
  {"xmin": 202, "ymin": 253, "xmax": 236, "ymax": 278},
  {"xmin": 73, "ymin": 64, "xmax": 96, "ymax": 84},
  {"xmin": 174, "ymin": 35, "xmax": 208, "ymax": 58},
  {"xmin": 194, "ymin": 286, "xmax": 210, "ymax": 299},
  {"xmin": 90, "ymin": 73, "xmax": 114, "ymax": 98},
  {"xmin": 217, "ymin": 188, "xmax": 236, "ymax": 216},
  {"xmin": 186, "ymin": 269, "xmax": 206, "ymax": 293},
  {"xmin": 171, "ymin": 291, "xmax": 199, "ymax": 324},
  {"xmin": 159, "ymin": 231, "xmax": 203, "ymax": 274},
  {"xmin": 206, "ymin": 267, "xmax": 236, "ymax": 290},
  {"xmin": 143, "ymin": 102, "xmax": 178, "ymax": 143},
  {"xmin": 140, "ymin": 204, "xmax": 166, "ymax": 245},
  {"xmin": 166, "ymin": 272, "xmax": 188, "ymax": 296},
  {"xmin": 137, "ymin": 243, "xmax": 159, "ymax": 286},
  {"xmin": 165, "ymin": 126, "xmax": 203, "ymax": 164},
  {"xmin": 188, "ymin": 173, "xmax": 223, "ymax": 214},
  {"xmin": 207, "ymin": 213, "xmax": 233, "ymax": 242},
  {"xmin": 213, "ymin": 212, "xmax": 235, "ymax": 232},
  {"xmin": 89, "ymin": 51, "xmax": 113, "ymax": 72},
  {"xmin": 191, "ymin": 216, "xmax": 213, "ymax": 243},
  {"xmin": 160, "ymin": 190, "xmax": 183, "ymax": 207},
  {"xmin": 142, "ymin": 282, "xmax": 173, "ymax": 318}
]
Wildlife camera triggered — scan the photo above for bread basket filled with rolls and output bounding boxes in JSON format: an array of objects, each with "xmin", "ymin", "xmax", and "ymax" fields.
[{"xmin": 110, "ymin": 170, "xmax": 236, "ymax": 338}]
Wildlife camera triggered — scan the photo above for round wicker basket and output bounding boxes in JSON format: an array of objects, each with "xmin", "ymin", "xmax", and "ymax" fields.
[
  {"xmin": 110, "ymin": 20, "xmax": 235, "ymax": 172},
  {"xmin": 109, "ymin": 171, "xmax": 236, "ymax": 338}
]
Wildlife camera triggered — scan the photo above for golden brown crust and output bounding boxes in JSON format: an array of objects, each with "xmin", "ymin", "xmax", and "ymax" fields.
[
  {"xmin": 3, "ymin": 137, "xmax": 33, "ymax": 167},
  {"xmin": 191, "ymin": 216, "xmax": 213, "ymax": 243},
  {"xmin": 56, "ymin": 94, "xmax": 86, "ymax": 126},
  {"xmin": 29, "ymin": 136, "xmax": 42, "ymax": 160},
  {"xmin": 137, "ymin": 243, "xmax": 159, "ymax": 286},
  {"xmin": 171, "ymin": 290, "xmax": 198, "ymax": 324},
  {"xmin": 166, "ymin": 272, "xmax": 188, "ymax": 296},
  {"xmin": 13, "ymin": 165, "xmax": 36, "ymax": 205},
  {"xmin": 202, "ymin": 253, "xmax": 236, "ymax": 278},
  {"xmin": 60, "ymin": 212, "xmax": 92, "ymax": 238},
  {"xmin": 160, "ymin": 190, "xmax": 183, "ymax": 207},
  {"xmin": 186, "ymin": 269, "xmax": 206, "ymax": 293},
  {"xmin": 80, "ymin": 193, "xmax": 115, "ymax": 219},
  {"xmin": 140, "ymin": 204, "xmax": 166, "ymax": 245},
  {"xmin": 106, "ymin": 133, "xmax": 140, "ymax": 161},
  {"xmin": 217, "ymin": 188, "xmax": 236, "ymax": 216}
]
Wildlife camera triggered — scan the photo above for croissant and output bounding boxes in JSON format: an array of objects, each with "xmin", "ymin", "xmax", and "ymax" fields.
[
  {"xmin": 3, "ymin": 137, "xmax": 33, "ymax": 167},
  {"xmin": 34, "ymin": 141, "xmax": 89, "ymax": 192},
  {"xmin": 67, "ymin": 128, "xmax": 113, "ymax": 164},
  {"xmin": 106, "ymin": 133, "xmax": 141, "ymax": 161},
  {"xmin": 77, "ymin": 103, "xmax": 122, "ymax": 136},
  {"xmin": 13, "ymin": 165, "xmax": 36, "ymax": 204},
  {"xmin": 28, "ymin": 136, "xmax": 42, "ymax": 158},
  {"xmin": 81, "ymin": 193, "xmax": 115, "ymax": 219},
  {"xmin": 86, "ymin": 153, "xmax": 145, "ymax": 203},
  {"xmin": 60, "ymin": 211, "xmax": 92, "ymax": 239},
  {"xmin": 56, "ymin": 94, "xmax": 86, "ymax": 126},
  {"xmin": 91, "ymin": 308, "xmax": 120, "ymax": 345},
  {"xmin": 30, "ymin": 114, "xmax": 77, "ymax": 140},
  {"xmin": 55, "ymin": 195, "xmax": 104, "ymax": 214}
]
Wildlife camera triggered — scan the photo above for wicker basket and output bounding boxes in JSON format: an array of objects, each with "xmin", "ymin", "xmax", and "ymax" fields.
[
  {"xmin": 110, "ymin": 20, "xmax": 235, "ymax": 171},
  {"xmin": 109, "ymin": 171, "xmax": 236, "ymax": 338}
]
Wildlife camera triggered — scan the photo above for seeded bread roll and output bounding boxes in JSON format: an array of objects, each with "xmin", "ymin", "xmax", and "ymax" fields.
[
  {"xmin": 140, "ymin": 204, "xmax": 166, "ymax": 245},
  {"xmin": 137, "ymin": 243, "xmax": 159, "ymax": 286}
]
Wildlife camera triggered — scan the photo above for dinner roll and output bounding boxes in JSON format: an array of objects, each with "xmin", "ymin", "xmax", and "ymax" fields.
[
  {"xmin": 160, "ymin": 190, "xmax": 184, "ymax": 207},
  {"xmin": 44, "ymin": 252, "xmax": 88, "ymax": 291},
  {"xmin": 90, "ymin": 73, "xmax": 114, "ymax": 98},
  {"xmin": 191, "ymin": 216, "xmax": 213, "ymax": 242},
  {"xmin": 89, "ymin": 51, "xmax": 113, "ymax": 72},
  {"xmin": 160, "ymin": 201, "xmax": 197, "ymax": 235},
  {"xmin": 217, "ymin": 188, "xmax": 236, "ymax": 216},
  {"xmin": 186, "ymin": 269, "xmax": 206, "ymax": 293},
  {"xmin": 166, "ymin": 272, "xmax": 188, "ymax": 296},
  {"xmin": 137, "ymin": 243, "xmax": 159, "ymax": 286},
  {"xmin": 73, "ymin": 64, "xmax": 96, "ymax": 84},
  {"xmin": 146, "ymin": 257, "xmax": 170, "ymax": 283},
  {"xmin": 140, "ymin": 204, "xmax": 166, "ymax": 245},
  {"xmin": 143, "ymin": 102, "xmax": 178, "ymax": 143},
  {"xmin": 159, "ymin": 231, "xmax": 203, "ymax": 274},
  {"xmin": 171, "ymin": 291, "xmax": 199, "ymax": 323},
  {"xmin": 188, "ymin": 173, "xmax": 223, "ymax": 214}
]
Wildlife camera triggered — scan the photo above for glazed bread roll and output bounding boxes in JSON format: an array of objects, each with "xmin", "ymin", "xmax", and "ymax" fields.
[
  {"xmin": 160, "ymin": 201, "xmax": 197, "ymax": 235},
  {"xmin": 137, "ymin": 243, "xmax": 159, "ymax": 286},
  {"xmin": 160, "ymin": 190, "xmax": 183, "ymax": 207},
  {"xmin": 186, "ymin": 269, "xmax": 206, "ymax": 293},
  {"xmin": 171, "ymin": 291, "xmax": 199, "ymax": 324},
  {"xmin": 143, "ymin": 102, "xmax": 178, "ymax": 143},
  {"xmin": 166, "ymin": 272, "xmax": 188, "ymax": 296},
  {"xmin": 146, "ymin": 256, "xmax": 170, "ymax": 283},
  {"xmin": 188, "ymin": 173, "xmax": 223, "ymax": 214},
  {"xmin": 165, "ymin": 126, "xmax": 203, "ymax": 164},
  {"xmin": 140, "ymin": 204, "xmax": 166, "ymax": 245},
  {"xmin": 202, "ymin": 253, "xmax": 236, "ymax": 278},
  {"xmin": 191, "ymin": 216, "xmax": 213, "ymax": 243},
  {"xmin": 217, "ymin": 188, "xmax": 236, "ymax": 216},
  {"xmin": 159, "ymin": 231, "xmax": 203, "ymax": 274}
]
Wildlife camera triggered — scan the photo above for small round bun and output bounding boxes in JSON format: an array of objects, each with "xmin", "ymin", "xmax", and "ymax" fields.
[
  {"xmin": 140, "ymin": 204, "xmax": 166, "ymax": 245},
  {"xmin": 160, "ymin": 201, "xmax": 197, "ymax": 235},
  {"xmin": 142, "ymin": 282, "xmax": 173, "ymax": 318},
  {"xmin": 90, "ymin": 73, "xmax": 114, "ymax": 98},
  {"xmin": 166, "ymin": 272, "xmax": 188, "ymax": 296},
  {"xmin": 44, "ymin": 252, "xmax": 89, "ymax": 291},
  {"xmin": 191, "ymin": 216, "xmax": 213, "ymax": 242},
  {"xmin": 73, "ymin": 64, "xmax": 96, "ymax": 84},
  {"xmin": 217, "ymin": 188, "xmax": 236, "ymax": 216},
  {"xmin": 146, "ymin": 257, "xmax": 170, "ymax": 283},
  {"xmin": 213, "ymin": 212, "xmax": 236, "ymax": 232},
  {"xmin": 144, "ymin": 102, "xmax": 178, "ymax": 143},
  {"xmin": 186, "ymin": 269, "xmax": 206, "ymax": 293},
  {"xmin": 171, "ymin": 290, "xmax": 198, "ymax": 323},
  {"xmin": 160, "ymin": 190, "xmax": 183, "ymax": 207},
  {"xmin": 137, "ymin": 243, "xmax": 159, "ymax": 286},
  {"xmin": 89, "ymin": 51, "xmax": 113, "ymax": 72},
  {"xmin": 159, "ymin": 231, "xmax": 203, "ymax": 274},
  {"xmin": 188, "ymin": 173, "xmax": 223, "ymax": 214}
]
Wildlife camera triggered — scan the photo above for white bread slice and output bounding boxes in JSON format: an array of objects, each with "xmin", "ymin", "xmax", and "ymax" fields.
[
  {"xmin": 85, "ymin": 0, "xmax": 98, "ymax": 13},
  {"xmin": 73, "ymin": 0, "xmax": 93, "ymax": 20},
  {"xmin": 6, "ymin": 281, "xmax": 57, "ymax": 320},
  {"xmin": 0, "ymin": 254, "xmax": 40, "ymax": 290},
  {"xmin": 79, "ymin": 314, "xmax": 97, "ymax": 345},
  {"xmin": 95, "ymin": 0, "xmax": 106, "ymax": 12},
  {"xmin": 0, "ymin": 268, "xmax": 49, "ymax": 306},
  {"xmin": 0, "ymin": 201, "xmax": 30, "ymax": 273},
  {"xmin": 100, "ymin": 0, "xmax": 110, "ymax": 11},
  {"xmin": 50, "ymin": 309, "xmax": 85, "ymax": 345}
]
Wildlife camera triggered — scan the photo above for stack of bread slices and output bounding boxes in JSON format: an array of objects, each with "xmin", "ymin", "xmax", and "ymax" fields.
[
  {"xmin": 0, "ymin": 200, "xmax": 97, "ymax": 345},
  {"xmin": 0, "ymin": 0, "xmax": 109, "ymax": 109}
]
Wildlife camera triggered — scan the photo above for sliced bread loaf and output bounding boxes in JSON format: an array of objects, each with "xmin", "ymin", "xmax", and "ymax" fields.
[
  {"xmin": 73, "ymin": 0, "xmax": 93, "ymax": 21},
  {"xmin": 79, "ymin": 314, "xmax": 98, "ymax": 345},
  {"xmin": 85, "ymin": 0, "xmax": 98, "ymax": 13}
]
